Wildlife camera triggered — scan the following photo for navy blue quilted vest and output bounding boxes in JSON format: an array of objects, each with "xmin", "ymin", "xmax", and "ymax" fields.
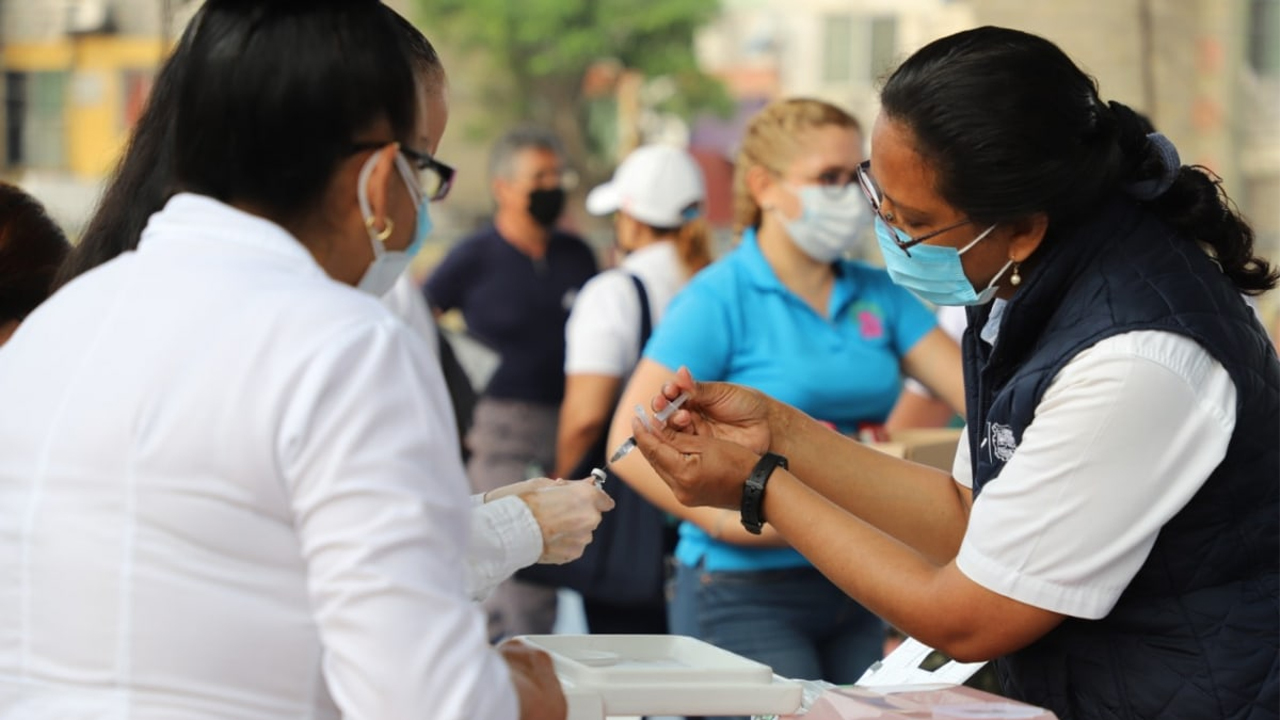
[{"xmin": 962, "ymin": 196, "xmax": 1279, "ymax": 720}]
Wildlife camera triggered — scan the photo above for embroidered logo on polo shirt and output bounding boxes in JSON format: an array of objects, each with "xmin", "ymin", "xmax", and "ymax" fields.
[
  {"xmin": 850, "ymin": 301, "xmax": 884, "ymax": 340},
  {"xmin": 986, "ymin": 421, "xmax": 1017, "ymax": 462}
]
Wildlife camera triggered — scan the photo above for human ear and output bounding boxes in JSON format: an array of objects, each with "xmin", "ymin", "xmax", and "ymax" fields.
[
  {"xmin": 745, "ymin": 164, "xmax": 775, "ymax": 209},
  {"xmin": 1006, "ymin": 212, "xmax": 1049, "ymax": 263},
  {"xmin": 363, "ymin": 143, "xmax": 399, "ymax": 239}
]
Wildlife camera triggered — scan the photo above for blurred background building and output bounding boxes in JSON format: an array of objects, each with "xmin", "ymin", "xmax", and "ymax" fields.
[{"xmin": 1, "ymin": 0, "xmax": 1275, "ymax": 319}]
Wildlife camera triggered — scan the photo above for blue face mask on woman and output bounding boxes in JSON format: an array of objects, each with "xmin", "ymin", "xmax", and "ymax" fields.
[{"xmin": 875, "ymin": 218, "xmax": 1008, "ymax": 306}]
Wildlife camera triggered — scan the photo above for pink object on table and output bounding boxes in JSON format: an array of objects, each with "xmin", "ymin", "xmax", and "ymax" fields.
[{"xmin": 783, "ymin": 685, "xmax": 1057, "ymax": 720}]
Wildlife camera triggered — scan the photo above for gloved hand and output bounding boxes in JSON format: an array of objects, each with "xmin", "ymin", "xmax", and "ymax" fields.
[
  {"xmin": 517, "ymin": 478, "xmax": 615, "ymax": 565},
  {"xmin": 483, "ymin": 476, "xmax": 558, "ymax": 504}
]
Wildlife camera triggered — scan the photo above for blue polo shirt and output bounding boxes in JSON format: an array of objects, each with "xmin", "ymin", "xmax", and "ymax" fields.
[
  {"xmin": 644, "ymin": 228, "xmax": 935, "ymax": 571},
  {"xmin": 425, "ymin": 226, "xmax": 598, "ymax": 405}
]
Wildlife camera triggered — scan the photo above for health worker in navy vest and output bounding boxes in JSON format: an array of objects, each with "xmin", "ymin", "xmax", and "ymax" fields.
[
  {"xmin": 0, "ymin": 2, "xmax": 568, "ymax": 718},
  {"xmin": 608, "ymin": 99, "xmax": 967, "ymax": 696},
  {"xmin": 426, "ymin": 127, "xmax": 599, "ymax": 640},
  {"xmin": 627, "ymin": 27, "xmax": 1279, "ymax": 720}
]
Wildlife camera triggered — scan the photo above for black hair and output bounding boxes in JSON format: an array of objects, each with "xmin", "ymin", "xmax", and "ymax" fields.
[
  {"xmin": 53, "ymin": 18, "xmax": 195, "ymax": 290},
  {"xmin": 55, "ymin": 3, "xmax": 442, "ymax": 289},
  {"xmin": 172, "ymin": 0, "xmax": 419, "ymax": 222},
  {"xmin": 881, "ymin": 26, "xmax": 1277, "ymax": 295},
  {"xmin": 0, "ymin": 182, "xmax": 70, "ymax": 323}
]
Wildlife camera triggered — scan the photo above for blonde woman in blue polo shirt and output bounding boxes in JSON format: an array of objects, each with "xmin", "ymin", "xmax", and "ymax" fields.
[{"xmin": 608, "ymin": 98, "xmax": 964, "ymax": 688}]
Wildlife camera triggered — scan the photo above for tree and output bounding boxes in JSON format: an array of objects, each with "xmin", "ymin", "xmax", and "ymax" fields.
[{"xmin": 411, "ymin": 0, "xmax": 728, "ymax": 183}]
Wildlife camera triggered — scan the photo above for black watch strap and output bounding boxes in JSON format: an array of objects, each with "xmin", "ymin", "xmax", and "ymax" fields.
[{"xmin": 741, "ymin": 452, "xmax": 787, "ymax": 535}]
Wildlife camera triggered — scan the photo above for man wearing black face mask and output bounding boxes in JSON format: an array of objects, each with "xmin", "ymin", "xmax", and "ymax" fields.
[{"xmin": 426, "ymin": 126, "xmax": 597, "ymax": 641}]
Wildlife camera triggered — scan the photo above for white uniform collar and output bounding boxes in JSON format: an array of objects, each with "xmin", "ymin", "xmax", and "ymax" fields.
[
  {"xmin": 620, "ymin": 239, "xmax": 679, "ymax": 275},
  {"xmin": 139, "ymin": 193, "xmax": 327, "ymax": 278}
]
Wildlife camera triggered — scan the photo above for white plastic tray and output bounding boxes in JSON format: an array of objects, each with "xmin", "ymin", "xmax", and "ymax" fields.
[{"xmin": 518, "ymin": 634, "xmax": 804, "ymax": 717}]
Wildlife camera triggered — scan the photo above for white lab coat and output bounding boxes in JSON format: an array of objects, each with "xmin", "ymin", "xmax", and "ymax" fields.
[{"xmin": 0, "ymin": 194, "xmax": 517, "ymax": 720}]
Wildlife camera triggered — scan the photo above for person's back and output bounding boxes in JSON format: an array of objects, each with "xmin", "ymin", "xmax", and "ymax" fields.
[
  {"xmin": 0, "ymin": 2, "xmax": 563, "ymax": 718},
  {"xmin": 0, "ymin": 196, "xmax": 462, "ymax": 717}
]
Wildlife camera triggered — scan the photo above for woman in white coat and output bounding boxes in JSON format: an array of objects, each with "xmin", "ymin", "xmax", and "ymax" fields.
[
  {"xmin": 0, "ymin": 2, "xmax": 571, "ymax": 718},
  {"xmin": 53, "ymin": 2, "xmax": 612, "ymax": 609}
]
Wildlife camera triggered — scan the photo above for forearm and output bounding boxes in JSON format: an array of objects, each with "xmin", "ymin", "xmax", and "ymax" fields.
[
  {"xmin": 553, "ymin": 419, "xmax": 604, "ymax": 479},
  {"xmin": 763, "ymin": 470, "xmax": 1055, "ymax": 661},
  {"xmin": 767, "ymin": 401, "xmax": 969, "ymax": 564},
  {"xmin": 610, "ymin": 442, "xmax": 787, "ymax": 548}
]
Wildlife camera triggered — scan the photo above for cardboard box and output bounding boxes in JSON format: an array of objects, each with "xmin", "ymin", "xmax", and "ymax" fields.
[{"xmin": 868, "ymin": 428, "xmax": 964, "ymax": 472}]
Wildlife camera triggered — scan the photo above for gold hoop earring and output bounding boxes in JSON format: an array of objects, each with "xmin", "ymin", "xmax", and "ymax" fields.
[
  {"xmin": 1009, "ymin": 261, "xmax": 1022, "ymax": 286},
  {"xmin": 365, "ymin": 216, "xmax": 394, "ymax": 242}
]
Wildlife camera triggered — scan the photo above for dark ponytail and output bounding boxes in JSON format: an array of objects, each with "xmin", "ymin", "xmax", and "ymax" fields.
[
  {"xmin": 881, "ymin": 26, "xmax": 1277, "ymax": 295},
  {"xmin": 1101, "ymin": 100, "xmax": 1277, "ymax": 294}
]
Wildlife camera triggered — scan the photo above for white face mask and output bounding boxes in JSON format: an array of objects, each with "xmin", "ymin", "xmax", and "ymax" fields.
[
  {"xmin": 768, "ymin": 183, "xmax": 870, "ymax": 262},
  {"xmin": 781, "ymin": 184, "xmax": 873, "ymax": 263},
  {"xmin": 355, "ymin": 151, "xmax": 430, "ymax": 297}
]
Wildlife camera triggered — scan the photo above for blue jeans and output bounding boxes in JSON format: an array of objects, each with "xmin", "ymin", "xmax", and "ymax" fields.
[{"xmin": 670, "ymin": 562, "xmax": 884, "ymax": 686}]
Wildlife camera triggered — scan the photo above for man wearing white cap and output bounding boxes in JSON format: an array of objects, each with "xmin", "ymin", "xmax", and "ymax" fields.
[{"xmin": 547, "ymin": 144, "xmax": 711, "ymax": 633}]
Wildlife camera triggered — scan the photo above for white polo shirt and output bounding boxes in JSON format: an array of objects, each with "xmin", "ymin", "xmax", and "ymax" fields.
[
  {"xmin": 0, "ymin": 194, "xmax": 517, "ymax": 720},
  {"xmin": 564, "ymin": 240, "xmax": 690, "ymax": 377},
  {"xmin": 953, "ymin": 303, "xmax": 1237, "ymax": 620}
]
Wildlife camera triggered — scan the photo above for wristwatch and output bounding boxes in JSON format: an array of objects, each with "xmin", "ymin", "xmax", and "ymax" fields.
[{"xmin": 740, "ymin": 452, "xmax": 787, "ymax": 534}]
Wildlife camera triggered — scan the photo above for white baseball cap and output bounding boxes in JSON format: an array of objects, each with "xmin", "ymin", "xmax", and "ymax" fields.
[{"xmin": 586, "ymin": 144, "xmax": 705, "ymax": 228}]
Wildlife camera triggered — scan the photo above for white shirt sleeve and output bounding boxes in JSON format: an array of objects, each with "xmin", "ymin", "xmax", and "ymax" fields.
[
  {"xmin": 277, "ymin": 317, "xmax": 517, "ymax": 720},
  {"xmin": 466, "ymin": 497, "xmax": 544, "ymax": 601},
  {"xmin": 952, "ymin": 425, "xmax": 972, "ymax": 488},
  {"xmin": 564, "ymin": 270, "xmax": 643, "ymax": 377},
  {"xmin": 956, "ymin": 331, "xmax": 1236, "ymax": 620}
]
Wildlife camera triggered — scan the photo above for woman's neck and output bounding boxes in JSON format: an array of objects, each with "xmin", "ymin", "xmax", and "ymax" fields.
[{"xmin": 755, "ymin": 218, "xmax": 835, "ymax": 313}]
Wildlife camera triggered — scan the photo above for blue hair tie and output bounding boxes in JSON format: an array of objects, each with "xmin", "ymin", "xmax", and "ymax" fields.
[{"xmin": 1123, "ymin": 132, "xmax": 1181, "ymax": 200}]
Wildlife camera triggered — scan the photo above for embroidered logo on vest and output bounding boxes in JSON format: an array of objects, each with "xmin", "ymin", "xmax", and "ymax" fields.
[{"xmin": 986, "ymin": 421, "xmax": 1017, "ymax": 462}]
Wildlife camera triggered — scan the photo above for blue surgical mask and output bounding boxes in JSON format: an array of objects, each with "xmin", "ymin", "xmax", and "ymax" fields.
[
  {"xmin": 355, "ymin": 152, "xmax": 433, "ymax": 297},
  {"xmin": 876, "ymin": 218, "xmax": 1009, "ymax": 306}
]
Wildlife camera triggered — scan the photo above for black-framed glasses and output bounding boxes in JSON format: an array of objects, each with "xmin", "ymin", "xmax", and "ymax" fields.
[
  {"xmin": 351, "ymin": 142, "xmax": 456, "ymax": 202},
  {"xmin": 856, "ymin": 160, "xmax": 972, "ymax": 257}
]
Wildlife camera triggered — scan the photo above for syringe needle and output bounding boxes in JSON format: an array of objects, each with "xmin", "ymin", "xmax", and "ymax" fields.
[{"xmin": 606, "ymin": 391, "xmax": 692, "ymax": 465}]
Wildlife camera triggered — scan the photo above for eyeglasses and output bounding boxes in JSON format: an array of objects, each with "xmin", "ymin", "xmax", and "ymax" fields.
[
  {"xmin": 351, "ymin": 142, "xmax": 456, "ymax": 202},
  {"xmin": 856, "ymin": 160, "xmax": 972, "ymax": 257},
  {"xmin": 812, "ymin": 169, "xmax": 860, "ymax": 198}
]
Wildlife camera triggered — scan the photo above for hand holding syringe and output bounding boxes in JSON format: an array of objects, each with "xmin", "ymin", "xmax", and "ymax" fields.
[{"xmin": 608, "ymin": 391, "xmax": 692, "ymax": 464}]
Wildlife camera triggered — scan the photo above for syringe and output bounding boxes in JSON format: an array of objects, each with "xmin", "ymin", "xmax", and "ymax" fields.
[{"xmin": 604, "ymin": 391, "xmax": 692, "ymax": 465}]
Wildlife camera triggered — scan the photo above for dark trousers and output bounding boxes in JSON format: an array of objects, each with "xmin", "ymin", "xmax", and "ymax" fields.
[{"xmin": 582, "ymin": 597, "xmax": 668, "ymax": 635}]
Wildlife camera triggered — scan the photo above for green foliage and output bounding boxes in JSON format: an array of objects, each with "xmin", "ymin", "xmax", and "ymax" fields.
[
  {"xmin": 412, "ymin": 0, "xmax": 729, "ymax": 150},
  {"xmin": 416, "ymin": 0, "xmax": 719, "ymax": 78}
]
